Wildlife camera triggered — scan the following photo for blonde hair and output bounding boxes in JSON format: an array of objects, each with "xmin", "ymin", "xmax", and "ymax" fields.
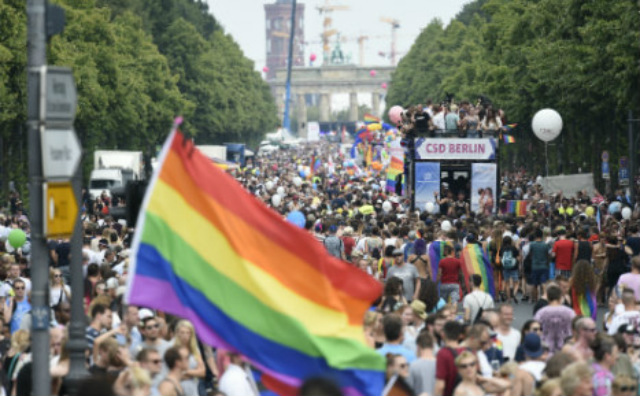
[
  {"xmin": 129, "ymin": 366, "xmax": 151, "ymax": 389},
  {"xmin": 454, "ymin": 350, "xmax": 476, "ymax": 366},
  {"xmin": 363, "ymin": 311, "xmax": 379, "ymax": 328},
  {"xmin": 560, "ymin": 362, "xmax": 593, "ymax": 396},
  {"xmin": 536, "ymin": 378, "xmax": 562, "ymax": 396},
  {"xmin": 173, "ymin": 320, "xmax": 201, "ymax": 359},
  {"xmin": 11, "ymin": 329, "xmax": 30, "ymax": 353},
  {"xmin": 612, "ymin": 375, "xmax": 636, "ymax": 391}
]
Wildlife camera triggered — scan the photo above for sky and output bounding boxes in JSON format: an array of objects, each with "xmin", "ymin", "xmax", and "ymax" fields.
[{"xmin": 207, "ymin": 0, "xmax": 472, "ymax": 110}]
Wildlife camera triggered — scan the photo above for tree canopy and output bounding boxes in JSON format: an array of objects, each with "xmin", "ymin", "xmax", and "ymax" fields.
[
  {"xmin": 386, "ymin": 0, "xmax": 640, "ymax": 183},
  {"xmin": 0, "ymin": 0, "xmax": 278, "ymax": 197}
]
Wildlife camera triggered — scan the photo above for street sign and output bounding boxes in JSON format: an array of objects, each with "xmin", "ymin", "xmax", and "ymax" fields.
[
  {"xmin": 31, "ymin": 306, "xmax": 49, "ymax": 330},
  {"xmin": 45, "ymin": 67, "xmax": 77, "ymax": 125},
  {"xmin": 43, "ymin": 182, "xmax": 78, "ymax": 238},
  {"xmin": 620, "ymin": 156, "xmax": 630, "ymax": 186},
  {"xmin": 41, "ymin": 128, "xmax": 82, "ymax": 180}
]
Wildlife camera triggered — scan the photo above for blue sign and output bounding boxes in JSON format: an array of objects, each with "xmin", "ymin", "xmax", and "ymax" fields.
[
  {"xmin": 415, "ymin": 162, "xmax": 440, "ymax": 212},
  {"xmin": 602, "ymin": 161, "xmax": 610, "ymax": 179}
]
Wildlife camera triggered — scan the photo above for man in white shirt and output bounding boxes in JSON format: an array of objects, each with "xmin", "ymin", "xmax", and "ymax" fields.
[
  {"xmin": 463, "ymin": 274, "xmax": 495, "ymax": 323},
  {"xmin": 609, "ymin": 289, "xmax": 640, "ymax": 335},
  {"xmin": 218, "ymin": 353, "xmax": 259, "ymax": 396},
  {"xmin": 496, "ymin": 305, "xmax": 521, "ymax": 362}
]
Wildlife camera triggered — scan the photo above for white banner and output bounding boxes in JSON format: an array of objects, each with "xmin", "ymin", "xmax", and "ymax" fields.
[
  {"xmin": 307, "ymin": 122, "xmax": 320, "ymax": 142},
  {"xmin": 415, "ymin": 138, "xmax": 497, "ymax": 160}
]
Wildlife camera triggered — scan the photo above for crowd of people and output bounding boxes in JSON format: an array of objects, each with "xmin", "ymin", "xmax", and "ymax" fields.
[{"xmin": 0, "ymin": 129, "xmax": 639, "ymax": 396}]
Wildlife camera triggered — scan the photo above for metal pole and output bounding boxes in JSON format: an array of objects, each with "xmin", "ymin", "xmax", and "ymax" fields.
[
  {"xmin": 282, "ymin": 0, "xmax": 297, "ymax": 132},
  {"xmin": 408, "ymin": 135, "xmax": 415, "ymax": 212},
  {"xmin": 66, "ymin": 168, "xmax": 88, "ymax": 394},
  {"xmin": 629, "ymin": 110, "xmax": 635, "ymax": 205},
  {"xmin": 27, "ymin": 0, "xmax": 50, "ymax": 394}
]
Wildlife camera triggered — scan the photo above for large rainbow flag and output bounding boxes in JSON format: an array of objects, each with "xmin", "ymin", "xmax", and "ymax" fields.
[
  {"xmin": 572, "ymin": 288, "xmax": 596, "ymax": 320},
  {"xmin": 460, "ymin": 244, "xmax": 495, "ymax": 297},
  {"xmin": 126, "ymin": 123, "xmax": 385, "ymax": 396}
]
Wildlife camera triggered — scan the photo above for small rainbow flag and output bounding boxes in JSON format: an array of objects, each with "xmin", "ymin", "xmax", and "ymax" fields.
[
  {"xmin": 502, "ymin": 123, "xmax": 517, "ymax": 131},
  {"xmin": 503, "ymin": 134, "xmax": 516, "ymax": 144},
  {"xmin": 501, "ymin": 200, "xmax": 527, "ymax": 216},
  {"xmin": 461, "ymin": 244, "xmax": 495, "ymax": 297},
  {"xmin": 363, "ymin": 114, "xmax": 381, "ymax": 124},
  {"xmin": 126, "ymin": 122, "xmax": 385, "ymax": 396},
  {"xmin": 313, "ymin": 158, "xmax": 322, "ymax": 173},
  {"xmin": 572, "ymin": 288, "xmax": 596, "ymax": 320}
]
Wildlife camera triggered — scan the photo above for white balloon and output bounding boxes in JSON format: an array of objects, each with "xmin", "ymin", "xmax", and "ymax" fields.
[
  {"xmin": 622, "ymin": 207, "xmax": 632, "ymax": 220},
  {"xmin": 532, "ymin": 109, "xmax": 563, "ymax": 142},
  {"xmin": 265, "ymin": 181, "xmax": 274, "ymax": 191},
  {"xmin": 293, "ymin": 177, "xmax": 302, "ymax": 187},
  {"xmin": 441, "ymin": 220, "xmax": 452, "ymax": 232},
  {"xmin": 425, "ymin": 202, "xmax": 435, "ymax": 213},
  {"xmin": 277, "ymin": 186, "xmax": 285, "ymax": 195},
  {"xmin": 382, "ymin": 201, "xmax": 392, "ymax": 212},
  {"xmin": 271, "ymin": 194, "xmax": 282, "ymax": 207}
]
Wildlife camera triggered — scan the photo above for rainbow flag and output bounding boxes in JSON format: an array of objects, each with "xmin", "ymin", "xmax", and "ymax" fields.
[
  {"xmin": 572, "ymin": 288, "xmax": 596, "ymax": 320},
  {"xmin": 502, "ymin": 123, "xmax": 517, "ymax": 131},
  {"xmin": 126, "ymin": 123, "xmax": 385, "ymax": 396},
  {"xmin": 461, "ymin": 244, "xmax": 495, "ymax": 297},
  {"xmin": 386, "ymin": 157, "xmax": 404, "ymax": 194},
  {"xmin": 428, "ymin": 241, "xmax": 451, "ymax": 282},
  {"xmin": 501, "ymin": 200, "xmax": 527, "ymax": 216},
  {"xmin": 313, "ymin": 158, "xmax": 322, "ymax": 173},
  {"xmin": 363, "ymin": 114, "xmax": 381, "ymax": 124},
  {"xmin": 502, "ymin": 134, "xmax": 516, "ymax": 144}
]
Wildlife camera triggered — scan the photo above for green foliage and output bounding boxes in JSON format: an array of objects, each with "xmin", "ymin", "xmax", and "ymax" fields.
[
  {"xmin": 387, "ymin": 0, "xmax": 640, "ymax": 186},
  {"xmin": 0, "ymin": 0, "xmax": 278, "ymax": 196}
]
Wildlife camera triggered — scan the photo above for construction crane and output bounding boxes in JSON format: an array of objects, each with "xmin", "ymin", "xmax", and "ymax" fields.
[
  {"xmin": 317, "ymin": 1, "xmax": 349, "ymax": 64},
  {"xmin": 380, "ymin": 17, "xmax": 400, "ymax": 66}
]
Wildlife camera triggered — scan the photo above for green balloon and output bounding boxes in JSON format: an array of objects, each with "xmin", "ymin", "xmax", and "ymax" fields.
[{"xmin": 8, "ymin": 229, "xmax": 26, "ymax": 249}]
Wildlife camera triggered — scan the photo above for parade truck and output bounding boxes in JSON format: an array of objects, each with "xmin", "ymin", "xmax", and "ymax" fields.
[
  {"xmin": 89, "ymin": 150, "xmax": 144, "ymax": 199},
  {"xmin": 195, "ymin": 145, "xmax": 227, "ymax": 162}
]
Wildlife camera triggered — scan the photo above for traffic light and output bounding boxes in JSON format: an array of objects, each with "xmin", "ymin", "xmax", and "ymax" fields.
[{"xmin": 109, "ymin": 181, "xmax": 148, "ymax": 228}]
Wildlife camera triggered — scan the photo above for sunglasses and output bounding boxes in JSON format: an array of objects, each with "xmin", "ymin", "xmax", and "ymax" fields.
[
  {"xmin": 151, "ymin": 359, "xmax": 162, "ymax": 364},
  {"xmin": 398, "ymin": 363, "xmax": 407, "ymax": 369},
  {"xmin": 458, "ymin": 361, "xmax": 477, "ymax": 369},
  {"xmin": 53, "ymin": 274, "xmax": 62, "ymax": 278},
  {"xmin": 146, "ymin": 324, "xmax": 160, "ymax": 330},
  {"xmin": 619, "ymin": 386, "xmax": 637, "ymax": 392}
]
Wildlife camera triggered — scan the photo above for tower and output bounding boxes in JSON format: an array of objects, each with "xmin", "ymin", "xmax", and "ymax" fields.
[{"xmin": 264, "ymin": 0, "xmax": 305, "ymax": 80}]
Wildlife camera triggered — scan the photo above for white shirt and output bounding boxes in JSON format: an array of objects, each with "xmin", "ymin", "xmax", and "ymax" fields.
[
  {"xmin": 497, "ymin": 327, "xmax": 521, "ymax": 362},
  {"xmin": 520, "ymin": 361, "xmax": 545, "ymax": 382},
  {"xmin": 432, "ymin": 112, "xmax": 445, "ymax": 130},
  {"xmin": 218, "ymin": 364, "xmax": 259, "ymax": 396},
  {"xmin": 463, "ymin": 290, "xmax": 494, "ymax": 323},
  {"xmin": 608, "ymin": 309, "xmax": 640, "ymax": 335}
]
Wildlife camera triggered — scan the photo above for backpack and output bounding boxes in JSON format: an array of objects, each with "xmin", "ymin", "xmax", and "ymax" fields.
[{"xmin": 502, "ymin": 248, "xmax": 517, "ymax": 270}]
